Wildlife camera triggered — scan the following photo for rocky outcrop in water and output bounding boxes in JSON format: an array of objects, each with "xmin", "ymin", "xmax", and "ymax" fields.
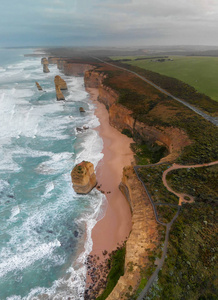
[
  {"xmin": 35, "ymin": 82, "xmax": 43, "ymax": 91},
  {"xmin": 54, "ymin": 75, "xmax": 67, "ymax": 100},
  {"xmin": 54, "ymin": 75, "xmax": 67, "ymax": 90},
  {"xmin": 41, "ymin": 57, "xmax": 47, "ymax": 64},
  {"xmin": 41, "ymin": 57, "xmax": 50, "ymax": 73},
  {"xmin": 79, "ymin": 107, "xmax": 85, "ymax": 113},
  {"xmin": 55, "ymin": 86, "xmax": 65, "ymax": 100},
  {"xmin": 71, "ymin": 161, "xmax": 97, "ymax": 194}
]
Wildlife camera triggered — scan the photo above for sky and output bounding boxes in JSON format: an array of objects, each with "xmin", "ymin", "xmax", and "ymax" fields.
[{"xmin": 0, "ymin": 0, "xmax": 218, "ymax": 47}]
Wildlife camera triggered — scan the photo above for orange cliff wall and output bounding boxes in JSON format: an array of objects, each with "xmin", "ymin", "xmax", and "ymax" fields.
[
  {"xmin": 84, "ymin": 69, "xmax": 191, "ymax": 162},
  {"xmin": 58, "ymin": 61, "xmax": 94, "ymax": 76},
  {"xmin": 48, "ymin": 57, "xmax": 94, "ymax": 76}
]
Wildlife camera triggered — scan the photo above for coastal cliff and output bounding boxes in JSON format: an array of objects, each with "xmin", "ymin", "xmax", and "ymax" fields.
[
  {"xmin": 48, "ymin": 57, "xmax": 94, "ymax": 76},
  {"xmin": 84, "ymin": 69, "xmax": 191, "ymax": 162},
  {"xmin": 71, "ymin": 161, "xmax": 97, "ymax": 194},
  {"xmin": 106, "ymin": 166, "xmax": 159, "ymax": 299}
]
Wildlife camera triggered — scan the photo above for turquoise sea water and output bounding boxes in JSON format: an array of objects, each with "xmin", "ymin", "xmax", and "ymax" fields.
[{"xmin": 0, "ymin": 48, "xmax": 105, "ymax": 299}]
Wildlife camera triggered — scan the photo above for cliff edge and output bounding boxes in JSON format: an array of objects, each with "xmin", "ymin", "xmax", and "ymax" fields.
[
  {"xmin": 106, "ymin": 166, "xmax": 159, "ymax": 299},
  {"xmin": 84, "ymin": 69, "xmax": 191, "ymax": 163}
]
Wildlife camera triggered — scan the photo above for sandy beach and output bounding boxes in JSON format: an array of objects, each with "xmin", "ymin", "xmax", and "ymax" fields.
[{"xmin": 87, "ymin": 87, "xmax": 133, "ymax": 259}]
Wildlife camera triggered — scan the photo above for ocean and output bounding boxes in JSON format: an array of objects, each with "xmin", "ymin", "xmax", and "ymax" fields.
[{"xmin": 0, "ymin": 48, "xmax": 105, "ymax": 299}]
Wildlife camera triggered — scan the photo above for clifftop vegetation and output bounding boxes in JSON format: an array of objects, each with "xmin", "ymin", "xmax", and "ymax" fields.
[
  {"xmin": 90, "ymin": 61, "xmax": 218, "ymax": 299},
  {"xmin": 95, "ymin": 64, "xmax": 218, "ymax": 164}
]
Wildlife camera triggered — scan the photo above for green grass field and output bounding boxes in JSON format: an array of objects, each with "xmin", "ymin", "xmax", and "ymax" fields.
[{"xmin": 111, "ymin": 56, "xmax": 218, "ymax": 102}]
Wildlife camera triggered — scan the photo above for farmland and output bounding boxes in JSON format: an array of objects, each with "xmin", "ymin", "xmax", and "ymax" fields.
[{"xmin": 111, "ymin": 56, "xmax": 218, "ymax": 102}]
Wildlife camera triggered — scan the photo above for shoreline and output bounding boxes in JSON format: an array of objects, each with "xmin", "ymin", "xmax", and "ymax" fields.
[{"xmin": 88, "ymin": 87, "xmax": 133, "ymax": 257}]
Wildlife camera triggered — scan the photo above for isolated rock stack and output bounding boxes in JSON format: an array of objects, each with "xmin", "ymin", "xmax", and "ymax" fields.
[
  {"xmin": 71, "ymin": 161, "xmax": 97, "ymax": 194},
  {"xmin": 54, "ymin": 75, "xmax": 67, "ymax": 100},
  {"xmin": 79, "ymin": 107, "xmax": 85, "ymax": 113},
  {"xmin": 41, "ymin": 57, "xmax": 50, "ymax": 73},
  {"xmin": 35, "ymin": 81, "xmax": 43, "ymax": 91}
]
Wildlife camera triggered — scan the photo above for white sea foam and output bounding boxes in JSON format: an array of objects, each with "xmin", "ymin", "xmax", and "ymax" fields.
[
  {"xmin": 35, "ymin": 152, "xmax": 73, "ymax": 175},
  {"xmin": 9, "ymin": 206, "xmax": 20, "ymax": 221},
  {"xmin": 19, "ymin": 191, "xmax": 107, "ymax": 300},
  {"xmin": 0, "ymin": 179, "xmax": 10, "ymax": 190},
  {"xmin": 75, "ymin": 130, "xmax": 103, "ymax": 168},
  {"xmin": 0, "ymin": 240, "xmax": 61, "ymax": 278},
  {"xmin": 77, "ymin": 192, "xmax": 107, "ymax": 265},
  {"xmin": 6, "ymin": 296, "xmax": 21, "ymax": 300},
  {"xmin": 0, "ymin": 150, "xmax": 21, "ymax": 173},
  {"xmin": 0, "ymin": 54, "xmax": 106, "ymax": 300},
  {"xmin": 43, "ymin": 182, "xmax": 55, "ymax": 197}
]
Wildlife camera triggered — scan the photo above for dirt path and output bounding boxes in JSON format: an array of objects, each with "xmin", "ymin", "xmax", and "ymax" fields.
[
  {"xmin": 162, "ymin": 161, "xmax": 218, "ymax": 205},
  {"xmin": 136, "ymin": 160, "xmax": 218, "ymax": 299}
]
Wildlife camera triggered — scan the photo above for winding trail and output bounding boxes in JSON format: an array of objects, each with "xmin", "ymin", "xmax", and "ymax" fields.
[
  {"xmin": 92, "ymin": 57, "xmax": 218, "ymax": 126},
  {"xmin": 162, "ymin": 161, "xmax": 218, "ymax": 205},
  {"xmin": 135, "ymin": 160, "xmax": 218, "ymax": 300}
]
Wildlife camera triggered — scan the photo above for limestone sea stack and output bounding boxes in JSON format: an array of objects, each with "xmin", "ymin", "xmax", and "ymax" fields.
[
  {"xmin": 41, "ymin": 57, "xmax": 50, "ymax": 73},
  {"xmin": 55, "ymin": 85, "xmax": 65, "ymax": 100},
  {"xmin": 71, "ymin": 161, "xmax": 97, "ymax": 194},
  {"xmin": 79, "ymin": 107, "xmax": 85, "ymax": 113},
  {"xmin": 54, "ymin": 75, "xmax": 68, "ymax": 101},
  {"xmin": 54, "ymin": 75, "xmax": 68, "ymax": 90},
  {"xmin": 35, "ymin": 82, "xmax": 43, "ymax": 91},
  {"xmin": 41, "ymin": 57, "xmax": 47, "ymax": 64}
]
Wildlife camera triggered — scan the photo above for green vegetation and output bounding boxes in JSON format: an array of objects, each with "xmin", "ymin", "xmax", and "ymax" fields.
[
  {"xmin": 167, "ymin": 165, "xmax": 218, "ymax": 203},
  {"xmin": 100, "ymin": 66, "xmax": 218, "ymax": 165},
  {"xmin": 96, "ymin": 245, "xmax": 126, "ymax": 300},
  {"xmin": 122, "ymin": 128, "xmax": 133, "ymax": 138},
  {"xmin": 111, "ymin": 55, "xmax": 168, "ymax": 61},
  {"xmin": 148, "ymin": 202, "xmax": 218, "ymax": 300},
  {"xmin": 111, "ymin": 55, "xmax": 218, "ymax": 103},
  {"xmin": 137, "ymin": 165, "xmax": 178, "ymax": 204},
  {"xmin": 131, "ymin": 143, "xmax": 167, "ymax": 165},
  {"xmin": 156, "ymin": 205, "xmax": 178, "ymax": 224},
  {"xmin": 108, "ymin": 62, "xmax": 218, "ymax": 115},
  {"xmin": 173, "ymin": 111, "xmax": 218, "ymax": 164}
]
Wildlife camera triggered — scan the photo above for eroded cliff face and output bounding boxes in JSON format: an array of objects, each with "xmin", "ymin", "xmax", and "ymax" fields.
[
  {"xmin": 85, "ymin": 70, "xmax": 106, "ymax": 88},
  {"xmin": 48, "ymin": 57, "xmax": 59, "ymax": 64},
  {"xmin": 84, "ymin": 69, "xmax": 191, "ymax": 162},
  {"xmin": 57, "ymin": 60, "xmax": 94, "ymax": 76},
  {"xmin": 106, "ymin": 166, "xmax": 159, "ymax": 299},
  {"xmin": 71, "ymin": 161, "xmax": 97, "ymax": 194},
  {"xmin": 47, "ymin": 57, "xmax": 94, "ymax": 76}
]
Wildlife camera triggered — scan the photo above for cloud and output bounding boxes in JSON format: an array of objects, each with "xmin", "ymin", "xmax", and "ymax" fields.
[{"xmin": 0, "ymin": 0, "xmax": 218, "ymax": 46}]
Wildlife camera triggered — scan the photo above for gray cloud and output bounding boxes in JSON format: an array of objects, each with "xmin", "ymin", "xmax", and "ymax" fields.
[{"xmin": 0, "ymin": 0, "xmax": 217, "ymax": 47}]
